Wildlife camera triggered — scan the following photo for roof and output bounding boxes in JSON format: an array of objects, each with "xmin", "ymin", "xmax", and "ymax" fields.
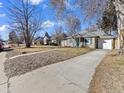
[
  {"xmin": 51, "ymin": 33, "xmax": 68, "ymax": 40},
  {"xmin": 66, "ymin": 31, "xmax": 87, "ymax": 39},
  {"xmin": 34, "ymin": 37, "xmax": 43, "ymax": 41},
  {"xmin": 65, "ymin": 30, "xmax": 117, "ymax": 39},
  {"xmin": 99, "ymin": 35, "xmax": 117, "ymax": 39},
  {"xmin": 66, "ymin": 34, "xmax": 80, "ymax": 39},
  {"xmin": 83, "ymin": 30, "xmax": 107, "ymax": 38},
  {"xmin": 44, "ymin": 32, "xmax": 50, "ymax": 39}
]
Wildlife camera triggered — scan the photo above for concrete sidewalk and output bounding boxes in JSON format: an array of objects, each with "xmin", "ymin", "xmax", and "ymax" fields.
[
  {"xmin": 8, "ymin": 50, "xmax": 108, "ymax": 93},
  {"xmin": 0, "ymin": 52, "xmax": 8, "ymax": 93}
]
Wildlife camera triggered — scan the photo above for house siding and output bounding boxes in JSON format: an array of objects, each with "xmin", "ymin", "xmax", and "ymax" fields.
[
  {"xmin": 61, "ymin": 38, "xmax": 96, "ymax": 48},
  {"xmin": 61, "ymin": 39, "xmax": 77, "ymax": 47},
  {"xmin": 84, "ymin": 38, "xmax": 96, "ymax": 48}
]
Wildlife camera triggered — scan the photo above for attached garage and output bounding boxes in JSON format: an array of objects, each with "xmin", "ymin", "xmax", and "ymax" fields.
[
  {"xmin": 98, "ymin": 39, "xmax": 114, "ymax": 49},
  {"xmin": 98, "ymin": 36, "xmax": 116, "ymax": 49}
]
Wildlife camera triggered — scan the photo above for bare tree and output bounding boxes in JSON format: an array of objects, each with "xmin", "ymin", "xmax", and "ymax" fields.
[
  {"xmin": 9, "ymin": 31, "xmax": 19, "ymax": 44},
  {"xmin": 66, "ymin": 13, "xmax": 81, "ymax": 47},
  {"xmin": 51, "ymin": 0, "xmax": 66, "ymax": 20},
  {"xmin": 66, "ymin": 13, "xmax": 81, "ymax": 36},
  {"xmin": 52, "ymin": 26, "xmax": 66, "ymax": 46},
  {"xmin": 77, "ymin": 0, "xmax": 107, "ymax": 22},
  {"xmin": 7, "ymin": 0, "xmax": 42, "ymax": 48}
]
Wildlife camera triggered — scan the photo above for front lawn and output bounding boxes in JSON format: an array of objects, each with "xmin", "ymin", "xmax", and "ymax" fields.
[
  {"xmin": 14, "ymin": 46, "xmax": 56, "ymax": 53},
  {"xmin": 4, "ymin": 48, "xmax": 93, "ymax": 78},
  {"xmin": 6, "ymin": 46, "xmax": 57, "ymax": 58},
  {"xmin": 114, "ymin": 56, "xmax": 124, "ymax": 66}
]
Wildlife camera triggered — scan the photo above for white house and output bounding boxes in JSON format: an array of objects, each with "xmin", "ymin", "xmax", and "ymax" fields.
[
  {"xmin": 61, "ymin": 30, "xmax": 117, "ymax": 49},
  {"xmin": 43, "ymin": 32, "xmax": 50, "ymax": 45}
]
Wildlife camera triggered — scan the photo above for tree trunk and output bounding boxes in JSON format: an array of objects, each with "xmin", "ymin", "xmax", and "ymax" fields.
[
  {"xmin": 17, "ymin": 43, "xmax": 20, "ymax": 47},
  {"xmin": 26, "ymin": 43, "xmax": 31, "ymax": 48}
]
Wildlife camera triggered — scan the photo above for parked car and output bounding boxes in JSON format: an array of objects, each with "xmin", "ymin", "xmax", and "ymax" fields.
[{"xmin": 2, "ymin": 42, "xmax": 11, "ymax": 49}]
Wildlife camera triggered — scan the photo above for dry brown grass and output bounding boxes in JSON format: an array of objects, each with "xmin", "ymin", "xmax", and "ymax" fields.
[
  {"xmin": 13, "ymin": 45, "xmax": 57, "ymax": 53},
  {"xmin": 89, "ymin": 50, "xmax": 124, "ymax": 93},
  {"xmin": 5, "ymin": 48, "xmax": 93, "ymax": 78},
  {"xmin": 6, "ymin": 45, "xmax": 57, "ymax": 58}
]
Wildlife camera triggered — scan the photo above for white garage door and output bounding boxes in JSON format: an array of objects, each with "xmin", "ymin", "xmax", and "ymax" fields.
[{"xmin": 98, "ymin": 39, "xmax": 113, "ymax": 49}]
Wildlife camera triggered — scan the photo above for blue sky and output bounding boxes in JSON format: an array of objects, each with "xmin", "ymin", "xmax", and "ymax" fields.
[{"xmin": 0, "ymin": 0, "xmax": 96, "ymax": 40}]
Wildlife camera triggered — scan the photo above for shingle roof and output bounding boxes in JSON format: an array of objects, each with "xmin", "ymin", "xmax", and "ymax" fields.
[
  {"xmin": 34, "ymin": 37, "xmax": 43, "ymax": 41},
  {"xmin": 99, "ymin": 35, "xmax": 117, "ymax": 39},
  {"xmin": 66, "ymin": 30, "xmax": 117, "ymax": 39},
  {"xmin": 83, "ymin": 30, "xmax": 107, "ymax": 38}
]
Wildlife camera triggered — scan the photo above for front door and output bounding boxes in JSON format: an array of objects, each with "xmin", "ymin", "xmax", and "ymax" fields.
[
  {"xmin": 95, "ymin": 38, "xmax": 98, "ymax": 48},
  {"xmin": 76, "ymin": 38, "xmax": 79, "ymax": 47}
]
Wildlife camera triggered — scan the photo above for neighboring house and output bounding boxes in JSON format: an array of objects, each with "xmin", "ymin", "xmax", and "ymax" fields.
[
  {"xmin": 114, "ymin": 0, "xmax": 124, "ymax": 49},
  {"xmin": 51, "ymin": 32, "xmax": 68, "ymax": 45},
  {"xmin": 61, "ymin": 30, "xmax": 117, "ymax": 49},
  {"xmin": 43, "ymin": 32, "xmax": 51, "ymax": 45},
  {"xmin": 51, "ymin": 36, "xmax": 57, "ymax": 44},
  {"xmin": 61, "ymin": 33, "xmax": 84, "ymax": 48},
  {"xmin": 33, "ymin": 37, "xmax": 43, "ymax": 45}
]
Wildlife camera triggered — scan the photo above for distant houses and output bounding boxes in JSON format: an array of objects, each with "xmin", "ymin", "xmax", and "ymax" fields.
[
  {"xmin": 33, "ymin": 37, "xmax": 43, "ymax": 45},
  {"xmin": 33, "ymin": 32, "xmax": 58, "ymax": 46},
  {"xmin": 33, "ymin": 31, "xmax": 67, "ymax": 46}
]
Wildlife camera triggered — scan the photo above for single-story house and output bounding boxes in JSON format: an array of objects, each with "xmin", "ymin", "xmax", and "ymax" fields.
[
  {"xmin": 33, "ymin": 37, "xmax": 43, "ymax": 45},
  {"xmin": 33, "ymin": 32, "xmax": 51, "ymax": 45},
  {"xmin": 51, "ymin": 32, "xmax": 68, "ymax": 45},
  {"xmin": 61, "ymin": 30, "xmax": 117, "ymax": 49},
  {"xmin": 51, "ymin": 36, "xmax": 57, "ymax": 44},
  {"xmin": 61, "ymin": 33, "xmax": 84, "ymax": 48}
]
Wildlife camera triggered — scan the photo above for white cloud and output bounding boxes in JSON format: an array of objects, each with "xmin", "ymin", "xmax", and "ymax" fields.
[
  {"xmin": 29, "ymin": 0, "xmax": 43, "ymax": 5},
  {"xmin": 0, "ymin": 25, "xmax": 9, "ymax": 32},
  {"xmin": 0, "ymin": 13, "xmax": 6, "ymax": 17},
  {"xmin": 42, "ymin": 20, "xmax": 55, "ymax": 29},
  {"xmin": 0, "ymin": 25, "xmax": 10, "ymax": 40},
  {"xmin": 0, "ymin": 2, "xmax": 3, "ymax": 7}
]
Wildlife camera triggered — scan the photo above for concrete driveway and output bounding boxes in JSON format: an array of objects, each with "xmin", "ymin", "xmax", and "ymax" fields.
[{"xmin": 0, "ymin": 50, "xmax": 108, "ymax": 93}]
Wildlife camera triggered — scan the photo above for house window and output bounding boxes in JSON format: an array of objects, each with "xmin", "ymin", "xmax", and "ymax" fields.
[{"xmin": 85, "ymin": 38, "xmax": 92, "ymax": 44}]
